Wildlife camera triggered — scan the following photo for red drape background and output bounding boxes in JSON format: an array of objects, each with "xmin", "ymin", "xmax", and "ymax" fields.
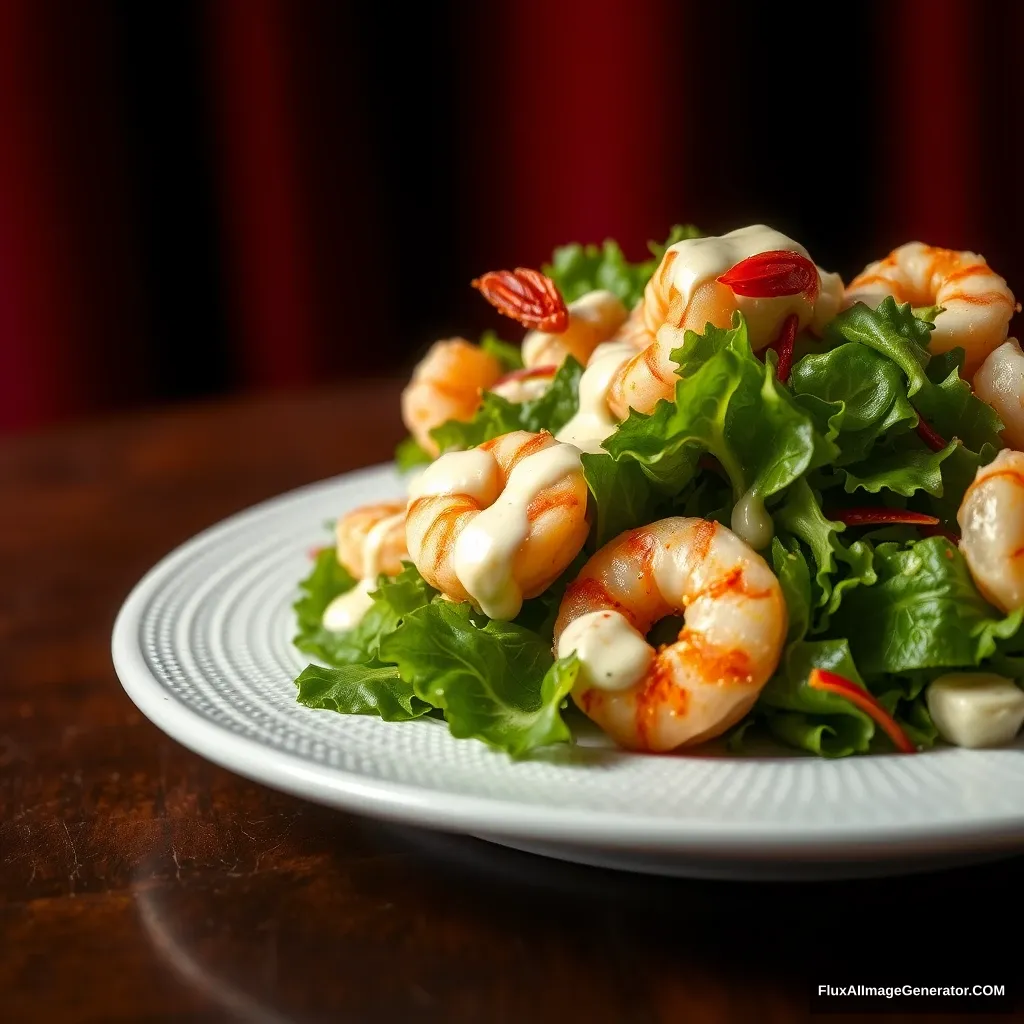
[{"xmin": 0, "ymin": 0, "xmax": 1020, "ymax": 437}]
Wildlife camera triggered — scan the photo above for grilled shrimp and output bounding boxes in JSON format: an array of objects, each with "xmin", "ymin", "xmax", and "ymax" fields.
[
  {"xmin": 845, "ymin": 243, "xmax": 1018, "ymax": 377},
  {"xmin": 522, "ymin": 290, "xmax": 629, "ymax": 370},
  {"xmin": 973, "ymin": 338, "xmax": 1024, "ymax": 450},
  {"xmin": 958, "ymin": 448, "xmax": 1024, "ymax": 614},
  {"xmin": 553, "ymin": 517, "xmax": 787, "ymax": 752},
  {"xmin": 400, "ymin": 338, "xmax": 503, "ymax": 457},
  {"xmin": 335, "ymin": 500, "xmax": 408, "ymax": 579},
  {"xmin": 406, "ymin": 430, "xmax": 590, "ymax": 620},
  {"xmin": 323, "ymin": 502, "xmax": 408, "ymax": 632},
  {"xmin": 606, "ymin": 226, "xmax": 844, "ymax": 419}
]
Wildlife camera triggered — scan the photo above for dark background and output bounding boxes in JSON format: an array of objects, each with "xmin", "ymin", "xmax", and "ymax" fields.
[{"xmin": 1, "ymin": 0, "xmax": 1021, "ymax": 436}]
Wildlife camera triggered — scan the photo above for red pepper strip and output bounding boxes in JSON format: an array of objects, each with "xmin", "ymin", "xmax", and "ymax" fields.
[
  {"xmin": 716, "ymin": 250, "xmax": 819, "ymax": 302},
  {"xmin": 471, "ymin": 268, "xmax": 569, "ymax": 332},
  {"xmin": 826, "ymin": 508, "xmax": 939, "ymax": 527},
  {"xmin": 768, "ymin": 313, "xmax": 799, "ymax": 383},
  {"xmin": 808, "ymin": 669, "xmax": 918, "ymax": 753},
  {"xmin": 914, "ymin": 412, "xmax": 948, "ymax": 452},
  {"xmin": 493, "ymin": 364, "xmax": 557, "ymax": 387}
]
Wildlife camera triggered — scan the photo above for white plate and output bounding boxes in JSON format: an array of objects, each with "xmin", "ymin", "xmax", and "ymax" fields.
[{"xmin": 112, "ymin": 462, "xmax": 1024, "ymax": 881}]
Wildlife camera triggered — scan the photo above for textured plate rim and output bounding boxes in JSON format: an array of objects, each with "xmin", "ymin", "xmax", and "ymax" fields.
[{"xmin": 111, "ymin": 462, "xmax": 1024, "ymax": 861}]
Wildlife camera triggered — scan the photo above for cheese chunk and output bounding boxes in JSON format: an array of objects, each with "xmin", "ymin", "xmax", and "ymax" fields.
[{"xmin": 925, "ymin": 673, "xmax": 1024, "ymax": 748}]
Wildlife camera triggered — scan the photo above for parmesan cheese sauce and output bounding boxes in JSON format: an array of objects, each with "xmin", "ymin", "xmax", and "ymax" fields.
[
  {"xmin": 522, "ymin": 289, "xmax": 627, "ymax": 367},
  {"xmin": 555, "ymin": 340, "xmax": 636, "ymax": 453},
  {"xmin": 731, "ymin": 488, "xmax": 774, "ymax": 551},
  {"xmin": 409, "ymin": 441, "xmax": 583, "ymax": 621},
  {"xmin": 322, "ymin": 511, "xmax": 405, "ymax": 632},
  {"xmin": 659, "ymin": 225, "xmax": 844, "ymax": 347},
  {"xmin": 557, "ymin": 610, "xmax": 653, "ymax": 691},
  {"xmin": 452, "ymin": 442, "xmax": 583, "ymax": 620},
  {"xmin": 490, "ymin": 374, "xmax": 552, "ymax": 403}
]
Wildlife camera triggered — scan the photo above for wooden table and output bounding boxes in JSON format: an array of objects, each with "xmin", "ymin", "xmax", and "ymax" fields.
[{"xmin": 2, "ymin": 382, "xmax": 1021, "ymax": 1023}]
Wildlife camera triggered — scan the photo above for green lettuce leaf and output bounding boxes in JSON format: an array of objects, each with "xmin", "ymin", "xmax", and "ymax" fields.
[
  {"xmin": 789, "ymin": 342, "xmax": 918, "ymax": 465},
  {"xmin": 839, "ymin": 437, "xmax": 959, "ymax": 497},
  {"xmin": 581, "ymin": 452, "xmax": 662, "ymax": 549},
  {"xmin": 757, "ymin": 640, "xmax": 875, "ymax": 757},
  {"xmin": 480, "ymin": 329, "xmax": 523, "ymax": 371},
  {"xmin": 926, "ymin": 441, "xmax": 1000, "ymax": 530},
  {"xmin": 295, "ymin": 661, "xmax": 433, "ymax": 721},
  {"xmin": 378, "ymin": 600, "xmax": 578, "ymax": 757},
  {"xmin": 824, "ymin": 297, "xmax": 931, "ymax": 395},
  {"xmin": 292, "ymin": 546, "xmax": 359, "ymax": 664},
  {"xmin": 606, "ymin": 314, "xmax": 834, "ymax": 531},
  {"xmin": 394, "ymin": 436, "xmax": 433, "ymax": 471},
  {"xmin": 829, "ymin": 536, "xmax": 1024, "ymax": 675},
  {"xmin": 772, "ymin": 480, "xmax": 875, "ymax": 628},
  {"xmin": 771, "ymin": 536, "xmax": 812, "ymax": 643},
  {"xmin": 543, "ymin": 225, "xmax": 702, "ymax": 309},
  {"xmin": 430, "ymin": 356, "xmax": 584, "ymax": 452},
  {"xmin": 915, "ymin": 354, "xmax": 1004, "ymax": 452},
  {"xmin": 294, "ymin": 558, "xmax": 437, "ymax": 667}
]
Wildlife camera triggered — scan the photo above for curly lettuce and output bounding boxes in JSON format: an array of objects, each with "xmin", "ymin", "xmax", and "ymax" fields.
[
  {"xmin": 543, "ymin": 225, "xmax": 702, "ymax": 309},
  {"xmin": 299, "ymin": 236, "xmax": 1022, "ymax": 762}
]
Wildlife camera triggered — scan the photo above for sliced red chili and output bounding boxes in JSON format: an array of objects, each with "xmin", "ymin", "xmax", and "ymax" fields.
[
  {"xmin": 769, "ymin": 313, "xmax": 799, "ymax": 383},
  {"xmin": 471, "ymin": 268, "xmax": 569, "ymax": 332},
  {"xmin": 717, "ymin": 250, "xmax": 820, "ymax": 302},
  {"xmin": 826, "ymin": 508, "xmax": 939, "ymax": 527},
  {"xmin": 914, "ymin": 412, "xmax": 948, "ymax": 452},
  {"xmin": 808, "ymin": 669, "xmax": 917, "ymax": 753}
]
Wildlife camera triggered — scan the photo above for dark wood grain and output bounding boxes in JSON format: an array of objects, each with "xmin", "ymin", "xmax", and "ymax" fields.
[{"xmin": 1, "ymin": 382, "xmax": 1021, "ymax": 1023}]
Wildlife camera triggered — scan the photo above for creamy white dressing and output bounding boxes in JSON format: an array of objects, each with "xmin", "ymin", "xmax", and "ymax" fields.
[
  {"xmin": 407, "ymin": 448, "xmax": 500, "ymax": 504},
  {"xmin": 322, "ymin": 511, "xmax": 405, "ymax": 632},
  {"xmin": 555, "ymin": 340, "xmax": 636, "ymax": 453},
  {"xmin": 522, "ymin": 289, "xmax": 627, "ymax": 368},
  {"xmin": 490, "ymin": 375, "xmax": 552, "ymax": 403},
  {"xmin": 453, "ymin": 441, "xmax": 583, "ymax": 620},
  {"xmin": 557, "ymin": 609, "xmax": 653, "ymax": 691},
  {"xmin": 925, "ymin": 672, "xmax": 1024, "ymax": 748},
  {"xmin": 660, "ymin": 225, "xmax": 844, "ymax": 347},
  {"xmin": 730, "ymin": 489, "xmax": 773, "ymax": 551}
]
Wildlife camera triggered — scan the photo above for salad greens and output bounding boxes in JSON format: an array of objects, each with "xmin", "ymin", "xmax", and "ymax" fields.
[{"xmin": 291, "ymin": 226, "xmax": 1020, "ymax": 760}]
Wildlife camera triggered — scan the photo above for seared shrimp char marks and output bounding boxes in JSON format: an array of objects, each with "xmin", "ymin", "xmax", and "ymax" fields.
[
  {"xmin": 400, "ymin": 338, "xmax": 503, "ymax": 457},
  {"xmin": 521, "ymin": 290, "xmax": 629, "ymax": 370},
  {"xmin": 845, "ymin": 242, "xmax": 1017, "ymax": 377},
  {"xmin": 405, "ymin": 431, "xmax": 589, "ymax": 620},
  {"xmin": 554, "ymin": 518, "xmax": 787, "ymax": 752},
  {"xmin": 958, "ymin": 449, "xmax": 1024, "ymax": 614},
  {"xmin": 607, "ymin": 225, "xmax": 844, "ymax": 419},
  {"xmin": 323, "ymin": 502, "xmax": 408, "ymax": 632}
]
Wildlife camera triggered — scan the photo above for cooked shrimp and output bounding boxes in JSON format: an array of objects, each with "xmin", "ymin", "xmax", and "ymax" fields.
[
  {"xmin": 958, "ymin": 448, "xmax": 1024, "ymax": 614},
  {"xmin": 553, "ymin": 517, "xmax": 787, "ymax": 752},
  {"xmin": 521, "ymin": 290, "xmax": 629, "ymax": 370},
  {"xmin": 845, "ymin": 243, "xmax": 1018, "ymax": 377},
  {"xmin": 323, "ymin": 501, "xmax": 408, "ymax": 632},
  {"xmin": 400, "ymin": 338, "xmax": 503, "ymax": 457},
  {"xmin": 973, "ymin": 338, "xmax": 1024, "ymax": 450},
  {"xmin": 607, "ymin": 225, "xmax": 844, "ymax": 419},
  {"xmin": 406, "ymin": 430, "xmax": 590, "ymax": 620},
  {"xmin": 335, "ymin": 500, "xmax": 408, "ymax": 579}
]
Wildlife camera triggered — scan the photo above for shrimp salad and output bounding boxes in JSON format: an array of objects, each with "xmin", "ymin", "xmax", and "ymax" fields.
[{"xmin": 291, "ymin": 223, "xmax": 1024, "ymax": 758}]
